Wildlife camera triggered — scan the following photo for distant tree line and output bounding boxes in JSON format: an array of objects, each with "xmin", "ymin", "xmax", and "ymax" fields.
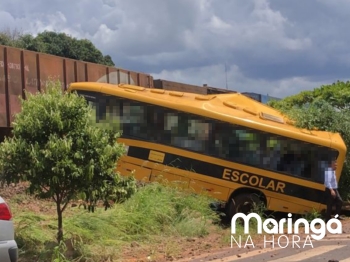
[{"xmin": 0, "ymin": 28, "xmax": 115, "ymax": 66}]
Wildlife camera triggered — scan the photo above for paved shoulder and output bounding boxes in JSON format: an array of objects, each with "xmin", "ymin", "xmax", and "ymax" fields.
[{"xmin": 178, "ymin": 234, "xmax": 350, "ymax": 262}]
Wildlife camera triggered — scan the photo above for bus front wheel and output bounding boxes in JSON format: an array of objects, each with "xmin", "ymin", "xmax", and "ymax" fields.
[{"xmin": 227, "ymin": 193, "xmax": 261, "ymax": 220}]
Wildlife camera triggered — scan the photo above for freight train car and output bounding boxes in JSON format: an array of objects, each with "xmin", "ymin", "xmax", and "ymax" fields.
[
  {"xmin": 153, "ymin": 80, "xmax": 281, "ymax": 103},
  {"xmin": 153, "ymin": 79, "xmax": 235, "ymax": 95},
  {"xmin": 242, "ymin": 92, "xmax": 281, "ymax": 103},
  {"xmin": 0, "ymin": 44, "xmax": 280, "ymax": 141},
  {"xmin": 0, "ymin": 44, "xmax": 153, "ymax": 139}
]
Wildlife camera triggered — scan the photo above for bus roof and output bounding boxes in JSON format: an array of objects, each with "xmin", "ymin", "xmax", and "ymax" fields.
[{"xmin": 68, "ymin": 82, "xmax": 346, "ymax": 152}]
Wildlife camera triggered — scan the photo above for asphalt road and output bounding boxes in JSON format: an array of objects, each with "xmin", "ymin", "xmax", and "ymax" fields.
[{"xmin": 178, "ymin": 233, "xmax": 350, "ymax": 262}]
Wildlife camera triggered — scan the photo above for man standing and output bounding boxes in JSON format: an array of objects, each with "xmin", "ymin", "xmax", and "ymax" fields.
[{"xmin": 324, "ymin": 160, "xmax": 343, "ymax": 222}]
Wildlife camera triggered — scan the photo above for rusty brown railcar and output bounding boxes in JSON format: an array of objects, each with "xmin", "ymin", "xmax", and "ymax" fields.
[
  {"xmin": 0, "ymin": 45, "xmax": 153, "ymax": 134},
  {"xmin": 153, "ymin": 79, "xmax": 235, "ymax": 95},
  {"xmin": 0, "ymin": 45, "xmax": 238, "ymax": 141}
]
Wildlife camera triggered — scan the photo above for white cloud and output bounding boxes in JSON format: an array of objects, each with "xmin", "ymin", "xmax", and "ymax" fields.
[
  {"xmin": 0, "ymin": 0, "xmax": 349, "ymax": 98},
  {"xmin": 152, "ymin": 64, "xmax": 326, "ymax": 98}
]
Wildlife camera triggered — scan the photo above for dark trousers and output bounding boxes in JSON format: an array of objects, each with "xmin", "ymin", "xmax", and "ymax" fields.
[{"xmin": 325, "ymin": 188, "xmax": 343, "ymax": 222}]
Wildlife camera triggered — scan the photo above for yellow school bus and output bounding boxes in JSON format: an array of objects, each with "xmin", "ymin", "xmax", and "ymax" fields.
[{"xmin": 68, "ymin": 82, "xmax": 347, "ymax": 218}]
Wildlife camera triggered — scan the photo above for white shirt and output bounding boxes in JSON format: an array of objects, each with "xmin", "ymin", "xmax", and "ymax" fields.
[{"xmin": 324, "ymin": 167, "xmax": 338, "ymax": 189}]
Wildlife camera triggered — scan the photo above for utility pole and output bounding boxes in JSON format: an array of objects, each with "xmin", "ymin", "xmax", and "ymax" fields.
[{"xmin": 225, "ymin": 63, "xmax": 228, "ymax": 90}]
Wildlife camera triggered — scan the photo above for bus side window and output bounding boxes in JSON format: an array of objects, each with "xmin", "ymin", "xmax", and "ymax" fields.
[
  {"xmin": 122, "ymin": 101, "xmax": 133, "ymax": 137},
  {"xmin": 174, "ymin": 114, "xmax": 196, "ymax": 150},
  {"xmin": 228, "ymin": 130, "xmax": 240, "ymax": 161},
  {"xmin": 143, "ymin": 105, "xmax": 167, "ymax": 143},
  {"xmin": 275, "ymin": 140, "xmax": 311, "ymax": 178},
  {"xmin": 213, "ymin": 123, "xmax": 240, "ymax": 161},
  {"xmin": 96, "ymin": 96, "xmax": 107, "ymax": 122},
  {"xmin": 165, "ymin": 113, "xmax": 179, "ymax": 147},
  {"xmin": 212, "ymin": 123, "xmax": 228, "ymax": 158},
  {"xmin": 235, "ymin": 129, "xmax": 256, "ymax": 164},
  {"xmin": 131, "ymin": 103, "xmax": 145, "ymax": 136},
  {"xmin": 263, "ymin": 137, "xmax": 281, "ymax": 170},
  {"xmin": 105, "ymin": 97, "xmax": 122, "ymax": 131},
  {"xmin": 312, "ymin": 150, "xmax": 335, "ymax": 183},
  {"xmin": 87, "ymin": 100, "xmax": 98, "ymax": 124},
  {"xmin": 191, "ymin": 119, "xmax": 211, "ymax": 153},
  {"xmin": 136, "ymin": 104, "xmax": 152, "ymax": 140},
  {"xmin": 202, "ymin": 121, "xmax": 212, "ymax": 153},
  {"xmin": 159, "ymin": 110, "xmax": 171, "ymax": 144},
  {"xmin": 147, "ymin": 106, "xmax": 155, "ymax": 141},
  {"xmin": 316, "ymin": 159, "xmax": 328, "ymax": 183}
]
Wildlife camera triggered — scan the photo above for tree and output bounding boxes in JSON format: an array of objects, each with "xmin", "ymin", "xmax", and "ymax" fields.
[
  {"xmin": 268, "ymin": 80, "xmax": 350, "ymax": 111},
  {"xmin": 0, "ymin": 33, "xmax": 12, "ymax": 46},
  {"xmin": 35, "ymin": 31, "xmax": 115, "ymax": 66},
  {"xmin": 72, "ymin": 38, "xmax": 107, "ymax": 65},
  {"xmin": 0, "ymin": 27, "xmax": 23, "ymax": 46},
  {"xmin": 15, "ymin": 34, "xmax": 45, "ymax": 52},
  {"xmin": 0, "ymin": 81, "xmax": 135, "ymax": 242},
  {"xmin": 0, "ymin": 28, "xmax": 115, "ymax": 66},
  {"xmin": 103, "ymin": 55, "xmax": 115, "ymax": 67},
  {"xmin": 268, "ymin": 81, "xmax": 350, "ymax": 200}
]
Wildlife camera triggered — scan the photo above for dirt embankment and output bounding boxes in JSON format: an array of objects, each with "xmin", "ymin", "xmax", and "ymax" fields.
[{"xmin": 1, "ymin": 182, "xmax": 350, "ymax": 262}]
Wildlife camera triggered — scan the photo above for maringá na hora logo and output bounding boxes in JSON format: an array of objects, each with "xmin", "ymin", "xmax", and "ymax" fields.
[{"xmin": 231, "ymin": 212, "xmax": 342, "ymax": 249}]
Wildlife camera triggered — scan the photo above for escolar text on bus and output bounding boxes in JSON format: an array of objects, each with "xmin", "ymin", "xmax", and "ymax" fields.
[{"xmin": 222, "ymin": 168, "xmax": 286, "ymax": 193}]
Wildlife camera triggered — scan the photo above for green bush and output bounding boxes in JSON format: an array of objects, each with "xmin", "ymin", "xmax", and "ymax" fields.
[{"xmin": 14, "ymin": 182, "xmax": 221, "ymax": 261}]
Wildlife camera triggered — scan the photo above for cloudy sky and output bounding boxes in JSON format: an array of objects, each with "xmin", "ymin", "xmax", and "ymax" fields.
[{"xmin": 1, "ymin": 0, "xmax": 349, "ymax": 98}]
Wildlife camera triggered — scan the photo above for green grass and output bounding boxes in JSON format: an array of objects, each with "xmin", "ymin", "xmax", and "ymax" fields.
[
  {"xmin": 11, "ymin": 182, "xmax": 230, "ymax": 261},
  {"xmin": 15, "ymin": 212, "xmax": 57, "ymax": 259}
]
